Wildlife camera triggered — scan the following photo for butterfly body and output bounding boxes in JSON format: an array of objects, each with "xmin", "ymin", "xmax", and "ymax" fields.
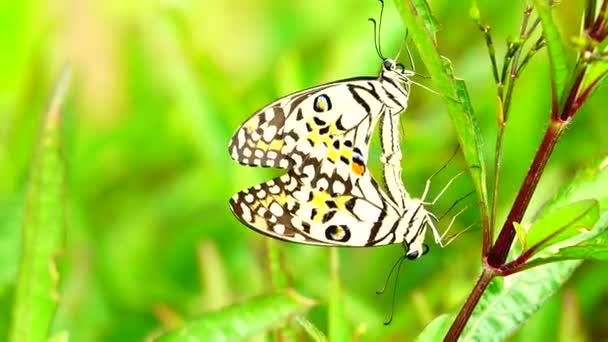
[{"xmin": 229, "ymin": 59, "xmax": 437, "ymax": 259}]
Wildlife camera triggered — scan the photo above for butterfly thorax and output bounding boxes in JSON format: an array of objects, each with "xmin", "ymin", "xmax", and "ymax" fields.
[
  {"xmin": 377, "ymin": 59, "xmax": 414, "ymax": 112},
  {"xmin": 394, "ymin": 198, "xmax": 432, "ymax": 259}
]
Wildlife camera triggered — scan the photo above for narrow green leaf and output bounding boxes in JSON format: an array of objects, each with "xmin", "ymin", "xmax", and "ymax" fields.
[
  {"xmin": 393, "ymin": 0, "xmax": 490, "ymax": 228},
  {"xmin": 328, "ymin": 248, "xmax": 348, "ymax": 342},
  {"xmin": 513, "ymin": 222, "xmax": 527, "ymax": 250},
  {"xmin": 294, "ymin": 316, "xmax": 328, "ymax": 342},
  {"xmin": 534, "ymin": 0, "xmax": 569, "ymax": 103},
  {"xmin": 415, "ymin": 314, "xmax": 452, "ymax": 342},
  {"xmin": 460, "ymin": 157, "xmax": 608, "ymax": 340},
  {"xmin": 157, "ymin": 290, "xmax": 316, "ymax": 341},
  {"xmin": 412, "ymin": 0, "xmax": 439, "ymax": 41},
  {"xmin": 524, "ymin": 230, "xmax": 608, "ymax": 268},
  {"xmin": 9, "ymin": 67, "xmax": 71, "ymax": 342},
  {"xmin": 525, "ymin": 199, "xmax": 599, "ymax": 253},
  {"xmin": 581, "ymin": 58, "xmax": 608, "ymax": 91}
]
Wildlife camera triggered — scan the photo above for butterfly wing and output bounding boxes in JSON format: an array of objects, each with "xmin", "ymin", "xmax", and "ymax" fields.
[
  {"xmin": 228, "ymin": 77, "xmax": 388, "ymax": 170},
  {"xmin": 229, "ymin": 169, "xmax": 407, "ymax": 247}
]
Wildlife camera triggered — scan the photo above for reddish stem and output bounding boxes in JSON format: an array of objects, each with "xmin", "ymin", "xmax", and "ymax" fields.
[
  {"xmin": 486, "ymin": 121, "xmax": 565, "ymax": 266},
  {"xmin": 444, "ymin": 269, "xmax": 495, "ymax": 341}
]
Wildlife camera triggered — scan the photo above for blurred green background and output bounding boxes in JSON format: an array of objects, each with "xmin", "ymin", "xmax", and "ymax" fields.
[{"xmin": 1, "ymin": 0, "xmax": 607, "ymax": 340}]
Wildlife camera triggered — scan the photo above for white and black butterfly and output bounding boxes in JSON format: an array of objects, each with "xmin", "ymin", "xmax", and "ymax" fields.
[
  {"xmin": 228, "ymin": 53, "xmax": 453, "ymax": 259},
  {"xmin": 226, "ymin": 0, "xmax": 455, "ymax": 258}
]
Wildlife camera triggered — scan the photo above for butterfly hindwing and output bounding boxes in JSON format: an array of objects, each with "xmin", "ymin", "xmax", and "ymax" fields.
[{"xmin": 229, "ymin": 169, "xmax": 406, "ymax": 247}]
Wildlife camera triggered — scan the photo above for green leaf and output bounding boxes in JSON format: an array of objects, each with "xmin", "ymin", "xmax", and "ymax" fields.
[
  {"xmin": 294, "ymin": 316, "xmax": 328, "ymax": 342},
  {"xmin": 412, "ymin": 0, "xmax": 439, "ymax": 41},
  {"xmin": 460, "ymin": 157, "xmax": 608, "ymax": 340},
  {"xmin": 513, "ymin": 222, "xmax": 527, "ymax": 250},
  {"xmin": 415, "ymin": 314, "xmax": 452, "ymax": 342},
  {"xmin": 524, "ymin": 230, "xmax": 608, "ymax": 268},
  {"xmin": 534, "ymin": 0, "xmax": 569, "ymax": 104},
  {"xmin": 9, "ymin": 68, "xmax": 71, "ymax": 342},
  {"xmin": 393, "ymin": 0, "xmax": 490, "ymax": 230},
  {"xmin": 581, "ymin": 58, "xmax": 608, "ymax": 92},
  {"xmin": 157, "ymin": 290, "xmax": 316, "ymax": 341},
  {"xmin": 525, "ymin": 199, "xmax": 600, "ymax": 252}
]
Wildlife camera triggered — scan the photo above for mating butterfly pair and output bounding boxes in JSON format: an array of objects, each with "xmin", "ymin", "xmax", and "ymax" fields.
[{"xmin": 227, "ymin": 58, "xmax": 448, "ymax": 260}]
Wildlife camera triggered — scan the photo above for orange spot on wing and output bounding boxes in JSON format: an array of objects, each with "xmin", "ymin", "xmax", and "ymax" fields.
[{"xmin": 352, "ymin": 163, "xmax": 365, "ymax": 176}]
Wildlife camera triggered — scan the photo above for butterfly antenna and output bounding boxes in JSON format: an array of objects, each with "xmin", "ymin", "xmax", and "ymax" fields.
[
  {"xmin": 377, "ymin": 0, "xmax": 385, "ymax": 58},
  {"xmin": 368, "ymin": 0, "xmax": 386, "ymax": 59},
  {"xmin": 384, "ymin": 255, "xmax": 405, "ymax": 325},
  {"xmin": 376, "ymin": 254, "xmax": 406, "ymax": 294},
  {"xmin": 368, "ymin": 18, "xmax": 383, "ymax": 59}
]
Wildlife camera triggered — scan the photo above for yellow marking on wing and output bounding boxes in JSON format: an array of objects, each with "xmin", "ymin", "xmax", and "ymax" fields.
[
  {"xmin": 335, "ymin": 195, "xmax": 353, "ymax": 211},
  {"xmin": 244, "ymin": 116, "xmax": 260, "ymax": 131},
  {"xmin": 340, "ymin": 147, "xmax": 353, "ymax": 159},
  {"xmin": 269, "ymin": 140, "xmax": 283, "ymax": 150},
  {"xmin": 258, "ymin": 196, "xmax": 273, "ymax": 208},
  {"xmin": 310, "ymin": 191, "xmax": 332, "ymax": 207},
  {"xmin": 253, "ymin": 215, "xmax": 268, "ymax": 228},
  {"xmin": 272, "ymin": 192, "xmax": 288, "ymax": 206},
  {"xmin": 251, "ymin": 139, "xmax": 283, "ymax": 152},
  {"xmin": 327, "ymin": 148, "xmax": 339, "ymax": 163},
  {"xmin": 329, "ymin": 122, "xmax": 344, "ymax": 135}
]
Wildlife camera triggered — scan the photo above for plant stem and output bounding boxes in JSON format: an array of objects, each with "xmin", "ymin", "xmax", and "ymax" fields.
[
  {"xmin": 444, "ymin": 269, "xmax": 494, "ymax": 341},
  {"xmin": 487, "ymin": 121, "xmax": 565, "ymax": 266}
]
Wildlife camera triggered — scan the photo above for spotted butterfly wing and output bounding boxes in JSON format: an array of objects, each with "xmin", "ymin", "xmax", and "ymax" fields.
[
  {"xmin": 228, "ymin": 60, "xmax": 413, "ymax": 174},
  {"xmin": 229, "ymin": 168, "xmax": 406, "ymax": 246},
  {"xmin": 229, "ymin": 59, "xmax": 434, "ymax": 255}
]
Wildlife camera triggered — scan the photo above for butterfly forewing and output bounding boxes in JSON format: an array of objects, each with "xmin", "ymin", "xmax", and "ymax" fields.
[{"xmin": 228, "ymin": 77, "xmax": 389, "ymax": 170}]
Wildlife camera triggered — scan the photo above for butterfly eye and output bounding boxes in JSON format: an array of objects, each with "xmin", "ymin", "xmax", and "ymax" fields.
[
  {"xmin": 406, "ymin": 250, "xmax": 419, "ymax": 260},
  {"xmin": 325, "ymin": 225, "xmax": 351, "ymax": 242},
  {"xmin": 383, "ymin": 59, "xmax": 396, "ymax": 70},
  {"xmin": 313, "ymin": 94, "xmax": 332, "ymax": 112}
]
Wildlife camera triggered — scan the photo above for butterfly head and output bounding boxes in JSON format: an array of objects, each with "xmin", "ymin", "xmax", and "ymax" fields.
[
  {"xmin": 405, "ymin": 242, "xmax": 430, "ymax": 260},
  {"xmin": 401, "ymin": 201, "xmax": 434, "ymax": 260},
  {"xmin": 381, "ymin": 58, "xmax": 415, "ymax": 83},
  {"xmin": 403, "ymin": 222, "xmax": 431, "ymax": 260}
]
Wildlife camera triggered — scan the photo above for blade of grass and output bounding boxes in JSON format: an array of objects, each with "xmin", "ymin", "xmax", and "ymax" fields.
[
  {"xmin": 328, "ymin": 248, "xmax": 348, "ymax": 342},
  {"xmin": 534, "ymin": 0, "xmax": 569, "ymax": 106},
  {"xmin": 393, "ymin": 0, "xmax": 490, "ymax": 242},
  {"xmin": 9, "ymin": 66, "xmax": 71, "ymax": 342},
  {"xmin": 294, "ymin": 315, "xmax": 329, "ymax": 342},
  {"xmin": 156, "ymin": 290, "xmax": 316, "ymax": 341}
]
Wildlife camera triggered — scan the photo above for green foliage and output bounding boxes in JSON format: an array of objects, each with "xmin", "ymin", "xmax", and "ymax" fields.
[
  {"xmin": 535, "ymin": 0, "xmax": 569, "ymax": 103},
  {"xmin": 157, "ymin": 290, "xmax": 315, "ymax": 341},
  {"xmin": 1, "ymin": 0, "xmax": 608, "ymax": 341},
  {"xmin": 394, "ymin": 0, "xmax": 490, "ymax": 219},
  {"xmin": 9, "ymin": 69, "xmax": 70, "ymax": 342}
]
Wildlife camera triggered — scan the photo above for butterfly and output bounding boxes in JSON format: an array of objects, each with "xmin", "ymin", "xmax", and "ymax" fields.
[{"xmin": 227, "ymin": 56, "xmax": 447, "ymax": 259}]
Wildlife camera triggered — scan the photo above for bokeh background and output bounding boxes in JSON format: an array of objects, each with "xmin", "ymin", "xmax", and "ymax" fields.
[{"xmin": 1, "ymin": 0, "xmax": 607, "ymax": 340}]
